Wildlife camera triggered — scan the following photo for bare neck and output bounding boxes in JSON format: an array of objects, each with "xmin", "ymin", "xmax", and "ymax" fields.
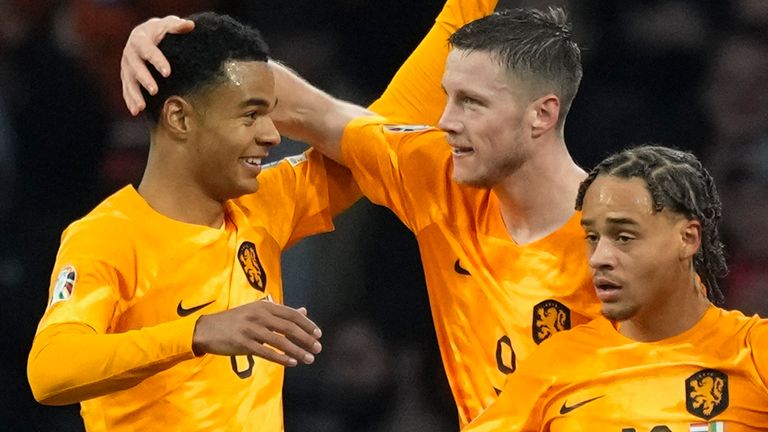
[
  {"xmin": 619, "ymin": 271, "xmax": 711, "ymax": 342},
  {"xmin": 138, "ymin": 138, "xmax": 225, "ymax": 229},
  {"xmin": 492, "ymin": 143, "xmax": 586, "ymax": 244}
]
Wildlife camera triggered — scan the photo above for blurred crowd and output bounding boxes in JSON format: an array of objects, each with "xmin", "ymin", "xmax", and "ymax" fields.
[{"xmin": 0, "ymin": 0, "xmax": 766, "ymax": 430}]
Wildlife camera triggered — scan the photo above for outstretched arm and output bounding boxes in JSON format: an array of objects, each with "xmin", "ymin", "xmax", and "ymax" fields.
[
  {"xmin": 369, "ymin": 0, "xmax": 498, "ymax": 124},
  {"xmin": 268, "ymin": 62, "xmax": 372, "ymax": 163},
  {"xmin": 120, "ymin": 0, "xmax": 499, "ymax": 120},
  {"xmin": 118, "ymin": 0, "xmax": 497, "ymax": 162},
  {"xmin": 119, "ymin": 17, "xmax": 368, "ymax": 164}
]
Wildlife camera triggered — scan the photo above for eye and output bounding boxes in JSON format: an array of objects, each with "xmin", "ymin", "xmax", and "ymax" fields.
[
  {"xmin": 584, "ymin": 232, "xmax": 598, "ymax": 243},
  {"xmin": 616, "ymin": 234, "xmax": 634, "ymax": 243},
  {"xmin": 461, "ymin": 96, "xmax": 478, "ymax": 106}
]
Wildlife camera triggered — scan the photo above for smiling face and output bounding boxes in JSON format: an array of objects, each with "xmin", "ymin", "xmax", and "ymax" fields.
[
  {"xmin": 438, "ymin": 49, "xmax": 531, "ymax": 187},
  {"xmin": 579, "ymin": 175, "xmax": 698, "ymax": 322},
  {"xmin": 186, "ymin": 60, "xmax": 280, "ymax": 201}
]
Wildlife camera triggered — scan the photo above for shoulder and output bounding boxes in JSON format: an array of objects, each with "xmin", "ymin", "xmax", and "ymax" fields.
[
  {"xmin": 346, "ymin": 118, "xmax": 452, "ymax": 171},
  {"xmin": 714, "ymin": 307, "xmax": 768, "ymax": 341},
  {"xmin": 235, "ymin": 150, "xmax": 324, "ymax": 206},
  {"xmin": 343, "ymin": 116, "xmax": 444, "ymax": 145},
  {"xmin": 60, "ymin": 188, "xmax": 141, "ymax": 255},
  {"xmin": 261, "ymin": 152, "xmax": 313, "ymax": 172}
]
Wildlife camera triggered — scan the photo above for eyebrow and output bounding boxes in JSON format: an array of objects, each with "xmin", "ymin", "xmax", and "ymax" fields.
[
  {"xmin": 580, "ymin": 216, "xmax": 640, "ymax": 227},
  {"xmin": 606, "ymin": 216, "xmax": 639, "ymax": 225},
  {"xmin": 239, "ymin": 97, "xmax": 276, "ymax": 110}
]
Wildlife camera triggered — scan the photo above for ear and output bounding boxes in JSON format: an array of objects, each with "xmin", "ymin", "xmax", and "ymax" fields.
[
  {"xmin": 160, "ymin": 96, "xmax": 195, "ymax": 139},
  {"xmin": 679, "ymin": 219, "xmax": 702, "ymax": 260},
  {"xmin": 530, "ymin": 94, "xmax": 560, "ymax": 139}
]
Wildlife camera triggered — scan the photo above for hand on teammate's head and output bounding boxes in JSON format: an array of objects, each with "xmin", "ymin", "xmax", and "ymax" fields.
[{"xmin": 121, "ymin": 15, "xmax": 194, "ymax": 116}]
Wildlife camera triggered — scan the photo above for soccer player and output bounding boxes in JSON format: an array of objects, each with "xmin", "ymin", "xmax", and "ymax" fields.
[
  {"xmin": 26, "ymin": 13, "xmax": 355, "ymax": 431},
  {"xmin": 31, "ymin": 3, "xmax": 496, "ymax": 430},
  {"xmin": 465, "ymin": 145, "xmax": 768, "ymax": 431},
  {"xmin": 120, "ymin": 6, "xmax": 601, "ymax": 427}
]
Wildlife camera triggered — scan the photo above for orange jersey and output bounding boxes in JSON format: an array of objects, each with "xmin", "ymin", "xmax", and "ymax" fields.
[
  {"xmin": 340, "ymin": 118, "xmax": 601, "ymax": 426},
  {"xmin": 466, "ymin": 306, "xmax": 768, "ymax": 432},
  {"xmin": 28, "ymin": 150, "xmax": 357, "ymax": 431}
]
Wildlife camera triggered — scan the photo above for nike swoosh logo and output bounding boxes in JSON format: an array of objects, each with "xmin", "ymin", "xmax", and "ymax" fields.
[
  {"xmin": 454, "ymin": 259, "xmax": 471, "ymax": 276},
  {"xmin": 559, "ymin": 395, "xmax": 604, "ymax": 414},
  {"xmin": 177, "ymin": 300, "xmax": 215, "ymax": 317}
]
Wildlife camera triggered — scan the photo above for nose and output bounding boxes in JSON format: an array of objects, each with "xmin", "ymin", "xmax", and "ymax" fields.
[
  {"xmin": 437, "ymin": 101, "xmax": 463, "ymax": 134},
  {"xmin": 588, "ymin": 238, "xmax": 615, "ymax": 271},
  {"xmin": 258, "ymin": 117, "xmax": 281, "ymax": 147}
]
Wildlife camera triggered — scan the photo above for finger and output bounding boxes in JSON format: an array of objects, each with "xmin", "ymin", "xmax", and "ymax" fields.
[
  {"xmin": 120, "ymin": 65, "xmax": 146, "ymax": 116},
  {"xmin": 126, "ymin": 45, "xmax": 160, "ymax": 94},
  {"xmin": 121, "ymin": 38, "xmax": 157, "ymax": 114},
  {"xmin": 244, "ymin": 314, "xmax": 322, "ymax": 357},
  {"xmin": 248, "ymin": 342, "xmax": 300, "ymax": 367},
  {"xmin": 266, "ymin": 303, "xmax": 322, "ymax": 338},
  {"xmin": 253, "ymin": 330, "xmax": 317, "ymax": 365},
  {"xmin": 271, "ymin": 319, "xmax": 323, "ymax": 355},
  {"xmin": 147, "ymin": 16, "xmax": 195, "ymax": 76},
  {"xmin": 161, "ymin": 16, "xmax": 196, "ymax": 37},
  {"xmin": 136, "ymin": 43, "xmax": 170, "ymax": 80},
  {"xmin": 120, "ymin": 17, "xmax": 195, "ymax": 115}
]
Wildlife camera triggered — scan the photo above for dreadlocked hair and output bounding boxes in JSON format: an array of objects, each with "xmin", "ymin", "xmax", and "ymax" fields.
[{"xmin": 574, "ymin": 145, "xmax": 727, "ymax": 303}]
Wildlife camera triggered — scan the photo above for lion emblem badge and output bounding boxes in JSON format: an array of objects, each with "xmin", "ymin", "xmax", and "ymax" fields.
[
  {"xmin": 686, "ymin": 369, "xmax": 729, "ymax": 420},
  {"xmin": 532, "ymin": 299, "xmax": 571, "ymax": 344},
  {"xmin": 238, "ymin": 241, "xmax": 267, "ymax": 292}
]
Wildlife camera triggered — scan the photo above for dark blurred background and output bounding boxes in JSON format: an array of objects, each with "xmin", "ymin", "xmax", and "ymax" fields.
[{"xmin": 1, "ymin": 0, "xmax": 767, "ymax": 430}]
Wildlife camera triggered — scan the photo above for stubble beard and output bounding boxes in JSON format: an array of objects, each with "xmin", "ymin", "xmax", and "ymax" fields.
[
  {"xmin": 601, "ymin": 303, "xmax": 638, "ymax": 322},
  {"xmin": 452, "ymin": 149, "xmax": 525, "ymax": 189}
]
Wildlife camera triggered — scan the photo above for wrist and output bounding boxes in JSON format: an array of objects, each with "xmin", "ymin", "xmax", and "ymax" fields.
[{"xmin": 191, "ymin": 315, "xmax": 208, "ymax": 357}]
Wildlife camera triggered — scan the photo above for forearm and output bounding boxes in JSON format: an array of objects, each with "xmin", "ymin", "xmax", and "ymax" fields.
[
  {"xmin": 368, "ymin": 0, "xmax": 498, "ymax": 124},
  {"xmin": 28, "ymin": 318, "xmax": 197, "ymax": 405},
  {"xmin": 271, "ymin": 61, "xmax": 372, "ymax": 163}
]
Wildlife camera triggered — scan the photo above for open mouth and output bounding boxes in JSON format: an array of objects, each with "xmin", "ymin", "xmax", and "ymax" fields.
[
  {"xmin": 240, "ymin": 156, "xmax": 263, "ymax": 167},
  {"xmin": 451, "ymin": 146, "xmax": 474, "ymax": 156},
  {"xmin": 594, "ymin": 277, "xmax": 621, "ymax": 292}
]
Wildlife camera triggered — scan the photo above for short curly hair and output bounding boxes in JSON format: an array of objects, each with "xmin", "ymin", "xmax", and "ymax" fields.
[{"xmin": 143, "ymin": 12, "xmax": 270, "ymax": 123}]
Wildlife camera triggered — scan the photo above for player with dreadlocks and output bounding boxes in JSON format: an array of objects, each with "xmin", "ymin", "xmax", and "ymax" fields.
[
  {"xmin": 576, "ymin": 145, "xmax": 727, "ymax": 304},
  {"xmin": 466, "ymin": 144, "xmax": 768, "ymax": 431}
]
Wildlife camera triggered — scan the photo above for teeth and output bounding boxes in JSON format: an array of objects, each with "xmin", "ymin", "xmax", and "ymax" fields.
[{"xmin": 243, "ymin": 157, "xmax": 262, "ymax": 165}]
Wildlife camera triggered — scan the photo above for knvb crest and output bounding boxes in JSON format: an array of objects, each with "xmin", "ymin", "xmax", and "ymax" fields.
[
  {"xmin": 686, "ymin": 369, "xmax": 729, "ymax": 420},
  {"xmin": 238, "ymin": 241, "xmax": 267, "ymax": 292},
  {"xmin": 532, "ymin": 299, "xmax": 571, "ymax": 344}
]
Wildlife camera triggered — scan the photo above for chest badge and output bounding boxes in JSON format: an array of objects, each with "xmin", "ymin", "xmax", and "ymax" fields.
[
  {"xmin": 532, "ymin": 299, "xmax": 571, "ymax": 344},
  {"xmin": 238, "ymin": 241, "xmax": 267, "ymax": 292},
  {"xmin": 686, "ymin": 369, "xmax": 729, "ymax": 420}
]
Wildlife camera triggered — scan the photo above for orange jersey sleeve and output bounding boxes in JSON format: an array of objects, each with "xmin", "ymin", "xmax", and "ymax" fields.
[
  {"xmin": 28, "ymin": 319, "xmax": 197, "ymax": 405},
  {"xmin": 341, "ymin": 116, "xmax": 451, "ymax": 231},
  {"xmin": 368, "ymin": 0, "xmax": 498, "ymax": 124},
  {"xmin": 341, "ymin": 117, "xmax": 600, "ymax": 426},
  {"xmin": 28, "ymin": 150, "xmax": 348, "ymax": 431},
  {"xmin": 467, "ymin": 306, "xmax": 768, "ymax": 431}
]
